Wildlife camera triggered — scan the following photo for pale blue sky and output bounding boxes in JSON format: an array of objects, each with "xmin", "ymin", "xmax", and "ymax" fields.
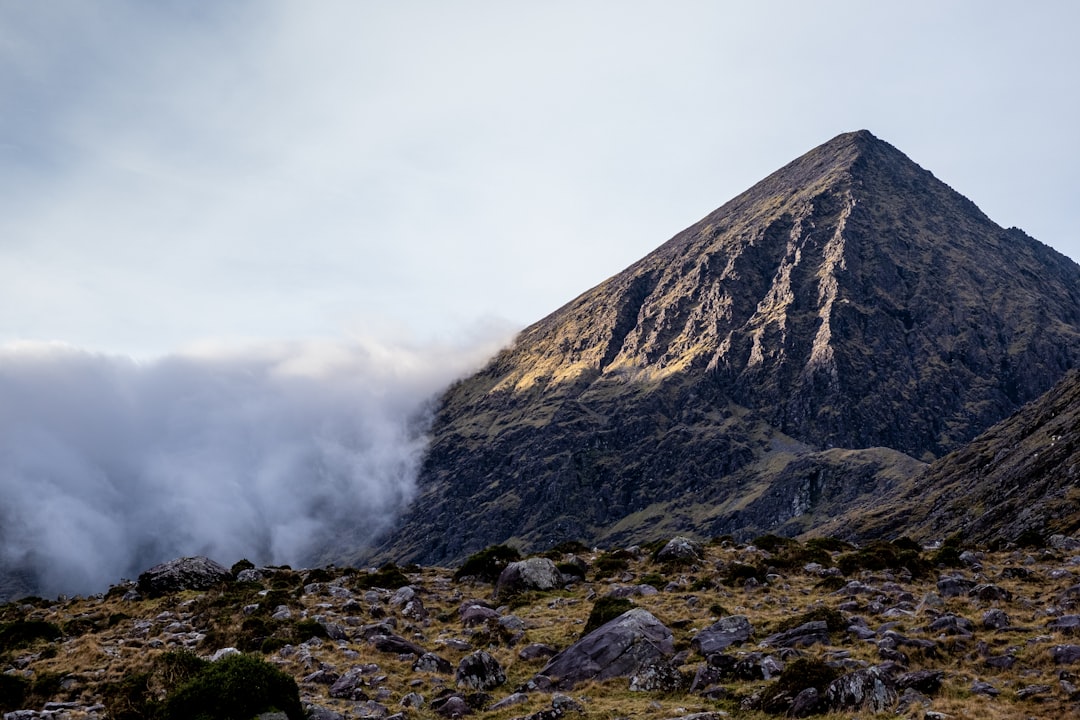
[{"xmin": 2, "ymin": 1, "xmax": 1078, "ymax": 357}]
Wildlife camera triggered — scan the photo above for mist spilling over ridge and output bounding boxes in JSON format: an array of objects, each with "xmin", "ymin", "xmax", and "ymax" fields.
[{"xmin": 0, "ymin": 335, "xmax": 505, "ymax": 601}]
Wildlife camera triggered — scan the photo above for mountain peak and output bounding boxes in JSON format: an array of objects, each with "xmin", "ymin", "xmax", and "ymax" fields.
[{"xmin": 371, "ymin": 131, "xmax": 1080, "ymax": 566}]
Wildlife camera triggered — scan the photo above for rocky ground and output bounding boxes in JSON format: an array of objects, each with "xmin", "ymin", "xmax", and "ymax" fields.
[{"xmin": 4, "ymin": 533, "xmax": 1080, "ymax": 719}]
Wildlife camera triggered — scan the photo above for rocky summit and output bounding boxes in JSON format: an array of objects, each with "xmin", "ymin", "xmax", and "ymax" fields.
[{"xmin": 370, "ymin": 130, "xmax": 1080, "ymax": 566}]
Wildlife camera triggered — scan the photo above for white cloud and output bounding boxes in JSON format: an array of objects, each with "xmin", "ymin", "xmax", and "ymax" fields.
[{"xmin": 0, "ymin": 330, "xmax": 508, "ymax": 597}]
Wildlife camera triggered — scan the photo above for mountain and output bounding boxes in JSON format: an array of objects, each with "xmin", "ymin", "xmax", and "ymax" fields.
[
  {"xmin": 369, "ymin": 130, "xmax": 1080, "ymax": 565},
  {"xmin": 831, "ymin": 368, "xmax": 1080, "ymax": 546}
]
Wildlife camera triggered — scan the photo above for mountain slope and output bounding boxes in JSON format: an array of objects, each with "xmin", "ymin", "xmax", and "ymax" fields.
[
  {"xmin": 832, "ymin": 368, "xmax": 1080, "ymax": 545},
  {"xmin": 370, "ymin": 130, "xmax": 1080, "ymax": 565}
]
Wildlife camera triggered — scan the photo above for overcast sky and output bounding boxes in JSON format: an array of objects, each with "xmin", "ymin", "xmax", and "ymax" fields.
[{"xmin": 2, "ymin": 1, "xmax": 1078, "ymax": 357}]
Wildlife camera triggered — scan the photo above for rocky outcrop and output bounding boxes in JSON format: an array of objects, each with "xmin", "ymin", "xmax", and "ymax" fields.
[
  {"xmin": 536, "ymin": 608, "xmax": 675, "ymax": 689},
  {"xmin": 135, "ymin": 556, "xmax": 231, "ymax": 597}
]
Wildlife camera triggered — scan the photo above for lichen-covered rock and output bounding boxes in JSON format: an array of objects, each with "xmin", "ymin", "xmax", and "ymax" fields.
[
  {"xmin": 413, "ymin": 652, "xmax": 453, "ymax": 674},
  {"xmin": 628, "ymin": 659, "xmax": 686, "ymax": 692},
  {"xmin": 495, "ymin": 558, "xmax": 562, "ymax": 598},
  {"xmin": 825, "ymin": 666, "xmax": 898, "ymax": 712},
  {"xmin": 136, "ymin": 556, "xmax": 231, "ymax": 597},
  {"xmin": 655, "ymin": 536, "xmax": 704, "ymax": 564},
  {"xmin": 537, "ymin": 608, "xmax": 675, "ymax": 689},
  {"xmin": 456, "ymin": 650, "xmax": 506, "ymax": 690}
]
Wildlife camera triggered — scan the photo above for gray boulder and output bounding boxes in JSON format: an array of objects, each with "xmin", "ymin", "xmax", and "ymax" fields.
[
  {"xmin": 495, "ymin": 558, "xmax": 562, "ymax": 598},
  {"xmin": 691, "ymin": 615, "xmax": 752, "ymax": 655},
  {"xmin": 1052, "ymin": 644, "xmax": 1080, "ymax": 664},
  {"xmin": 456, "ymin": 650, "xmax": 506, "ymax": 690},
  {"xmin": 825, "ymin": 666, "xmax": 897, "ymax": 712},
  {"xmin": 537, "ymin": 608, "xmax": 674, "ymax": 689},
  {"xmin": 760, "ymin": 620, "xmax": 829, "ymax": 648},
  {"xmin": 656, "ymin": 536, "xmax": 704, "ymax": 564},
  {"xmin": 136, "ymin": 556, "xmax": 231, "ymax": 596}
]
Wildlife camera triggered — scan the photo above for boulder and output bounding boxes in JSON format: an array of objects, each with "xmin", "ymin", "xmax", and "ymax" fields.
[
  {"xmin": 136, "ymin": 556, "xmax": 231, "ymax": 596},
  {"xmin": 655, "ymin": 536, "xmax": 704, "ymax": 564},
  {"xmin": 413, "ymin": 652, "xmax": 453, "ymax": 674},
  {"xmin": 537, "ymin": 608, "xmax": 675, "ymax": 689},
  {"xmin": 519, "ymin": 643, "xmax": 559, "ymax": 661},
  {"xmin": 936, "ymin": 575, "xmax": 975, "ymax": 598},
  {"xmin": 330, "ymin": 668, "xmax": 371, "ymax": 701},
  {"xmin": 691, "ymin": 615, "xmax": 752, "ymax": 655},
  {"xmin": 760, "ymin": 620, "xmax": 829, "ymax": 649},
  {"xmin": 1047, "ymin": 615, "xmax": 1080, "ymax": 634},
  {"xmin": 461, "ymin": 604, "xmax": 501, "ymax": 627},
  {"xmin": 825, "ymin": 666, "xmax": 897, "ymax": 712},
  {"xmin": 1052, "ymin": 644, "xmax": 1080, "ymax": 664},
  {"xmin": 969, "ymin": 583, "xmax": 1011, "ymax": 602},
  {"xmin": 371, "ymin": 634, "xmax": 426, "ymax": 657},
  {"xmin": 456, "ymin": 650, "xmax": 506, "ymax": 690},
  {"xmin": 495, "ymin": 558, "xmax": 562, "ymax": 598},
  {"xmin": 982, "ymin": 609, "xmax": 1011, "ymax": 629},
  {"xmin": 927, "ymin": 614, "xmax": 974, "ymax": 636}
]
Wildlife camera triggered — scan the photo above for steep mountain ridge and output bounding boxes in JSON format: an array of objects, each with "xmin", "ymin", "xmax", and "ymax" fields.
[
  {"xmin": 831, "ymin": 368, "xmax": 1080, "ymax": 545},
  {"xmin": 370, "ymin": 130, "xmax": 1080, "ymax": 566}
]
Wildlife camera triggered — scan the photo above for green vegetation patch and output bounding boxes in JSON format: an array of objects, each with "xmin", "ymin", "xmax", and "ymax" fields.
[
  {"xmin": 453, "ymin": 545, "xmax": 521, "ymax": 583},
  {"xmin": 583, "ymin": 596, "xmax": 635, "ymax": 635},
  {"xmin": 0, "ymin": 620, "xmax": 62, "ymax": 651},
  {"xmin": 160, "ymin": 653, "xmax": 303, "ymax": 720},
  {"xmin": 354, "ymin": 563, "xmax": 411, "ymax": 590}
]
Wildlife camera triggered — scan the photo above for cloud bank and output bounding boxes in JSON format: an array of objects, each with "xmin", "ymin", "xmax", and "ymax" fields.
[{"xmin": 0, "ymin": 333, "xmax": 506, "ymax": 599}]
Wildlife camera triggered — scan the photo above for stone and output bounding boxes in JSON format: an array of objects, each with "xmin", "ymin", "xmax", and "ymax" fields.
[
  {"xmin": 896, "ymin": 669, "xmax": 943, "ymax": 695},
  {"xmin": 936, "ymin": 575, "xmax": 975, "ymax": 598},
  {"xmin": 982, "ymin": 608, "xmax": 1010, "ymax": 629},
  {"xmin": 607, "ymin": 584, "xmax": 659, "ymax": 598},
  {"xmin": 300, "ymin": 708, "xmax": 342, "ymax": 720},
  {"xmin": 1016, "ymin": 683, "xmax": 1053, "ymax": 700},
  {"xmin": 431, "ymin": 694, "xmax": 471, "ymax": 718},
  {"xmin": 1051, "ymin": 534, "xmax": 1080, "ymax": 551},
  {"xmin": 356, "ymin": 700, "xmax": 389, "ymax": 719},
  {"xmin": 413, "ymin": 652, "xmax": 453, "ymax": 674},
  {"xmin": 969, "ymin": 583, "xmax": 1011, "ymax": 602},
  {"xmin": 628, "ymin": 659, "xmax": 686, "ymax": 692},
  {"xmin": 759, "ymin": 620, "xmax": 829, "ymax": 648},
  {"xmin": 329, "ymin": 668, "xmax": 371, "ymax": 701},
  {"xmin": 1052, "ymin": 644, "xmax": 1080, "ymax": 664},
  {"xmin": 209, "ymin": 646, "xmax": 240, "ymax": 662},
  {"xmin": 461, "ymin": 604, "xmax": 501, "ymax": 627},
  {"xmin": 495, "ymin": 558, "xmax": 562, "ymax": 598},
  {"xmin": 519, "ymin": 643, "xmax": 558, "ymax": 661},
  {"xmin": 536, "ymin": 608, "xmax": 675, "ymax": 689},
  {"xmin": 970, "ymin": 680, "xmax": 1000, "ymax": 696},
  {"xmin": 456, "ymin": 650, "xmax": 506, "ymax": 690},
  {"xmin": 789, "ymin": 687, "xmax": 823, "ymax": 717},
  {"xmin": 371, "ymin": 634, "xmax": 426, "ymax": 657},
  {"xmin": 1048, "ymin": 615, "xmax": 1080, "ymax": 633},
  {"xmin": 927, "ymin": 614, "xmax": 973, "ymax": 636},
  {"xmin": 825, "ymin": 666, "xmax": 898, "ymax": 712},
  {"xmin": 691, "ymin": 615, "xmax": 753, "ymax": 655},
  {"xmin": 489, "ymin": 692, "xmax": 528, "ymax": 710},
  {"xmin": 655, "ymin": 536, "xmax": 704, "ymax": 564},
  {"xmin": 135, "ymin": 556, "xmax": 231, "ymax": 597}
]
